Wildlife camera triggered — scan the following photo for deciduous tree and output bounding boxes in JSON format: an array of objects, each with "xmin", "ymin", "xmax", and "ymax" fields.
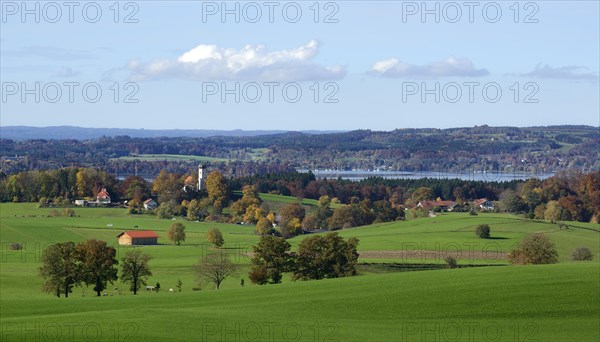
[
  {"xmin": 206, "ymin": 228, "xmax": 224, "ymax": 247},
  {"xmin": 120, "ymin": 249, "xmax": 152, "ymax": 295},
  {"xmin": 249, "ymin": 236, "xmax": 293, "ymax": 285},
  {"xmin": 75, "ymin": 239, "xmax": 118, "ymax": 296},
  {"xmin": 167, "ymin": 222, "xmax": 186, "ymax": 245},
  {"xmin": 194, "ymin": 250, "xmax": 237, "ymax": 289},
  {"xmin": 39, "ymin": 242, "xmax": 79, "ymax": 298}
]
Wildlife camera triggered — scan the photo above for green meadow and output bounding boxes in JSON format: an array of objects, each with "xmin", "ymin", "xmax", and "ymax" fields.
[{"xmin": 1, "ymin": 203, "xmax": 598, "ymax": 341}]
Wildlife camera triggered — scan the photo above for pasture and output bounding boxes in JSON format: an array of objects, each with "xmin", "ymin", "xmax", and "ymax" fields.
[{"xmin": 0, "ymin": 203, "xmax": 598, "ymax": 341}]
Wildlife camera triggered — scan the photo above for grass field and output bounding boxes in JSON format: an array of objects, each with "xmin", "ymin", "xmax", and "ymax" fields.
[{"xmin": 1, "ymin": 203, "xmax": 598, "ymax": 341}]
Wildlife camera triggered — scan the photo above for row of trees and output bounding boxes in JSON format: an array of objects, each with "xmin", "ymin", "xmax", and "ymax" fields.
[{"xmin": 39, "ymin": 240, "xmax": 152, "ymax": 297}]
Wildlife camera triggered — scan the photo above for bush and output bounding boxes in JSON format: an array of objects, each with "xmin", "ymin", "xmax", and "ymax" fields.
[
  {"xmin": 571, "ymin": 247, "xmax": 593, "ymax": 261},
  {"xmin": 509, "ymin": 233, "xmax": 558, "ymax": 265},
  {"xmin": 469, "ymin": 209, "xmax": 478, "ymax": 216},
  {"xmin": 475, "ymin": 224, "xmax": 491, "ymax": 239},
  {"xmin": 444, "ymin": 256, "xmax": 458, "ymax": 268},
  {"xmin": 63, "ymin": 208, "xmax": 76, "ymax": 217}
]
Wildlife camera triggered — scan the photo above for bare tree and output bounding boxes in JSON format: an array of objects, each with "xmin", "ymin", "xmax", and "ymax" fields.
[{"xmin": 193, "ymin": 250, "xmax": 237, "ymax": 289}]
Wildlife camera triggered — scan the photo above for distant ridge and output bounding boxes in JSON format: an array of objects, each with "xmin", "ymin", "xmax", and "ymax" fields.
[{"xmin": 0, "ymin": 126, "xmax": 345, "ymax": 140}]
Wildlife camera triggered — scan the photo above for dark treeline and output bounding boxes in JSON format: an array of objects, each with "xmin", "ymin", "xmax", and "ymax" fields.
[{"xmin": 229, "ymin": 172, "xmax": 518, "ymax": 204}]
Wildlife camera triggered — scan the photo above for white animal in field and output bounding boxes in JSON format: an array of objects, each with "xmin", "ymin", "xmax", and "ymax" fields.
[{"xmin": 169, "ymin": 288, "xmax": 174, "ymax": 293}]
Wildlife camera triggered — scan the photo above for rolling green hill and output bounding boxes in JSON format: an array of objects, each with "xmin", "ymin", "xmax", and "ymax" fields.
[{"xmin": 1, "ymin": 203, "xmax": 598, "ymax": 341}]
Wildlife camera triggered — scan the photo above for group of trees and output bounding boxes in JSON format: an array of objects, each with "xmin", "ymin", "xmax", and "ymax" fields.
[
  {"xmin": 500, "ymin": 171, "xmax": 600, "ymax": 223},
  {"xmin": 249, "ymin": 233, "xmax": 359, "ymax": 285},
  {"xmin": 39, "ymin": 240, "xmax": 152, "ymax": 297}
]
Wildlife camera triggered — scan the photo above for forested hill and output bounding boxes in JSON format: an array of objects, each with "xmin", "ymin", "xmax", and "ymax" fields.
[{"xmin": 1, "ymin": 125, "xmax": 598, "ymax": 177}]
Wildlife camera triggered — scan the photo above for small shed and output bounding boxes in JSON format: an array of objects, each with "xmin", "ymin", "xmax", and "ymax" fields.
[{"xmin": 117, "ymin": 230, "xmax": 158, "ymax": 246}]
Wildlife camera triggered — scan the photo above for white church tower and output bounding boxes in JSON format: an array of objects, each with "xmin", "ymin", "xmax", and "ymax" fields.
[{"xmin": 198, "ymin": 164, "xmax": 206, "ymax": 190}]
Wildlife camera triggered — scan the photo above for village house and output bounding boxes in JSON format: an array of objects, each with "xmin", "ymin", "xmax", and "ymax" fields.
[
  {"xmin": 417, "ymin": 200, "xmax": 458, "ymax": 212},
  {"xmin": 96, "ymin": 188, "xmax": 111, "ymax": 204},
  {"xmin": 182, "ymin": 175, "xmax": 195, "ymax": 192},
  {"xmin": 143, "ymin": 198, "xmax": 158, "ymax": 210},
  {"xmin": 473, "ymin": 198, "xmax": 495, "ymax": 211},
  {"xmin": 117, "ymin": 230, "xmax": 159, "ymax": 246}
]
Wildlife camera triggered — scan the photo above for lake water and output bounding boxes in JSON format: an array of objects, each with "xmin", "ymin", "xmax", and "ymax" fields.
[{"xmin": 297, "ymin": 169, "xmax": 555, "ymax": 182}]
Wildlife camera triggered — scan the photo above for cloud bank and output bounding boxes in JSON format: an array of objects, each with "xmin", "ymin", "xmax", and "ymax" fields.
[
  {"xmin": 369, "ymin": 57, "xmax": 489, "ymax": 78},
  {"xmin": 515, "ymin": 64, "xmax": 598, "ymax": 80},
  {"xmin": 128, "ymin": 40, "xmax": 345, "ymax": 82}
]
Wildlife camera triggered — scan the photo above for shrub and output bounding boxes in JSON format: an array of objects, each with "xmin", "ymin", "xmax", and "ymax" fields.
[
  {"xmin": 509, "ymin": 233, "xmax": 558, "ymax": 265},
  {"xmin": 475, "ymin": 224, "xmax": 491, "ymax": 239},
  {"xmin": 444, "ymin": 256, "xmax": 458, "ymax": 269},
  {"xmin": 571, "ymin": 247, "xmax": 593, "ymax": 261},
  {"xmin": 469, "ymin": 209, "xmax": 478, "ymax": 216},
  {"xmin": 63, "ymin": 208, "xmax": 76, "ymax": 217}
]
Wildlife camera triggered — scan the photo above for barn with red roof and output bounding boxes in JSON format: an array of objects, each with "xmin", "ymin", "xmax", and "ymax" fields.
[{"xmin": 117, "ymin": 230, "xmax": 158, "ymax": 245}]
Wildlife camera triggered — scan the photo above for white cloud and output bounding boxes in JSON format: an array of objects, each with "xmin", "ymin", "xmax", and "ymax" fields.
[
  {"xmin": 515, "ymin": 63, "xmax": 598, "ymax": 80},
  {"xmin": 128, "ymin": 40, "xmax": 345, "ymax": 82},
  {"xmin": 369, "ymin": 57, "xmax": 489, "ymax": 78}
]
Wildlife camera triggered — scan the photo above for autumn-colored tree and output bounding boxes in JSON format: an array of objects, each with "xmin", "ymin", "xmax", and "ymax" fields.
[
  {"xmin": 206, "ymin": 171, "xmax": 229, "ymax": 208},
  {"xmin": 301, "ymin": 215, "xmax": 318, "ymax": 231},
  {"xmin": 186, "ymin": 199, "xmax": 203, "ymax": 221},
  {"xmin": 411, "ymin": 187, "xmax": 434, "ymax": 203},
  {"xmin": 280, "ymin": 203, "xmax": 305, "ymax": 223},
  {"xmin": 243, "ymin": 204, "xmax": 266, "ymax": 224},
  {"xmin": 167, "ymin": 222, "xmax": 186, "ymax": 245},
  {"xmin": 544, "ymin": 200, "xmax": 561, "ymax": 222},
  {"xmin": 39, "ymin": 242, "xmax": 79, "ymax": 298},
  {"xmin": 75, "ymin": 239, "xmax": 118, "ymax": 296},
  {"xmin": 120, "ymin": 249, "xmax": 152, "ymax": 295},
  {"xmin": 206, "ymin": 228, "xmax": 224, "ymax": 247},
  {"xmin": 230, "ymin": 185, "xmax": 262, "ymax": 221},
  {"xmin": 152, "ymin": 170, "xmax": 183, "ymax": 203},
  {"xmin": 256, "ymin": 217, "xmax": 273, "ymax": 236}
]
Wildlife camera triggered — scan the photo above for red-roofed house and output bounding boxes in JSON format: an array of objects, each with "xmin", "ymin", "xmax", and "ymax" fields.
[
  {"xmin": 473, "ymin": 198, "xmax": 495, "ymax": 211},
  {"xmin": 183, "ymin": 175, "xmax": 195, "ymax": 192},
  {"xmin": 96, "ymin": 188, "xmax": 111, "ymax": 204},
  {"xmin": 417, "ymin": 200, "xmax": 457, "ymax": 212},
  {"xmin": 117, "ymin": 230, "xmax": 158, "ymax": 245}
]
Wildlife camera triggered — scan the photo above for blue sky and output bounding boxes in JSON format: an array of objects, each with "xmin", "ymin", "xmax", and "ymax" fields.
[{"xmin": 1, "ymin": 0, "xmax": 599, "ymax": 130}]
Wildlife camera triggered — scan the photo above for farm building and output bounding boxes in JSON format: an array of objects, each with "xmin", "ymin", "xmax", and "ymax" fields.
[
  {"xmin": 473, "ymin": 198, "xmax": 495, "ymax": 211},
  {"xmin": 117, "ymin": 230, "xmax": 158, "ymax": 245},
  {"xmin": 417, "ymin": 200, "xmax": 457, "ymax": 212},
  {"xmin": 143, "ymin": 198, "xmax": 158, "ymax": 210}
]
